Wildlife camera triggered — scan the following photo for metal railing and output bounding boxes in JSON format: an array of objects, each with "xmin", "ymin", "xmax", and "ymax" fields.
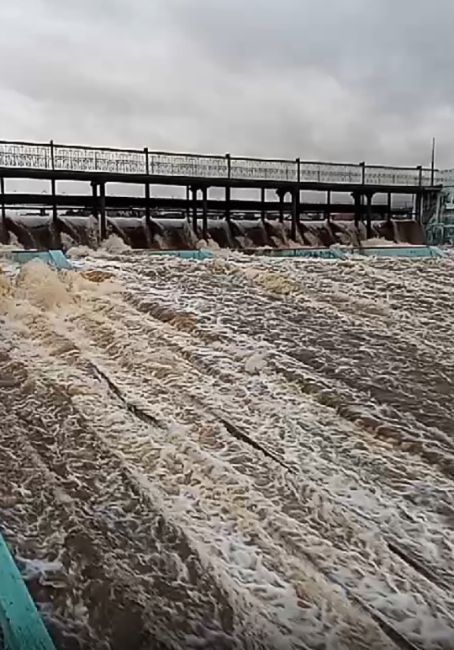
[{"xmin": 0, "ymin": 139, "xmax": 441, "ymax": 187}]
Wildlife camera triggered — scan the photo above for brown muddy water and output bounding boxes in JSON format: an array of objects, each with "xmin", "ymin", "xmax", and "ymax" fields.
[{"xmin": 0, "ymin": 248, "xmax": 453, "ymax": 649}]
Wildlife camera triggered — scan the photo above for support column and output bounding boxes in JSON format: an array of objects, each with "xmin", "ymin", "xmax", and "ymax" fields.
[
  {"xmin": 202, "ymin": 186, "xmax": 208, "ymax": 241},
  {"xmin": 0, "ymin": 177, "xmax": 7, "ymax": 244},
  {"xmin": 325, "ymin": 190, "xmax": 331, "ymax": 222},
  {"xmin": 99, "ymin": 182, "xmax": 107, "ymax": 241},
  {"xmin": 387, "ymin": 192, "xmax": 392, "ymax": 222},
  {"xmin": 186, "ymin": 186, "xmax": 190, "ymax": 220},
  {"xmin": 352, "ymin": 191, "xmax": 362, "ymax": 228},
  {"xmin": 145, "ymin": 182, "xmax": 151, "ymax": 225},
  {"xmin": 365, "ymin": 192, "xmax": 373, "ymax": 238},
  {"xmin": 225, "ymin": 186, "xmax": 231, "ymax": 222},
  {"xmin": 277, "ymin": 189, "xmax": 285, "ymax": 223},
  {"xmin": 91, "ymin": 182, "xmax": 99, "ymax": 220},
  {"xmin": 191, "ymin": 186, "xmax": 198, "ymax": 236},
  {"xmin": 415, "ymin": 192, "xmax": 422, "ymax": 223},
  {"xmin": 51, "ymin": 178, "xmax": 57, "ymax": 224},
  {"xmin": 291, "ymin": 189, "xmax": 299, "ymax": 241},
  {"xmin": 260, "ymin": 187, "xmax": 266, "ymax": 222}
]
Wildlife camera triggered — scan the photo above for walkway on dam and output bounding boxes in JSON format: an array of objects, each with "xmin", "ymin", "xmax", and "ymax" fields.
[{"xmin": 0, "ymin": 139, "xmax": 445, "ymax": 240}]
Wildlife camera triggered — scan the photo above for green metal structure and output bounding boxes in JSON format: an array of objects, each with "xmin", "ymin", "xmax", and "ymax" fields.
[
  {"xmin": 0, "ymin": 535, "xmax": 55, "ymax": 650},
  {"xmin": 8, "ymin": 250, "xmax": 73, "ymax": 270},
  {"xmin": 425, "ymin": 185, "xmax": 454, "ymax": 245},
  {"xmin": 247, "ymin": 246, "xmax": 445, "ymax": 260}
]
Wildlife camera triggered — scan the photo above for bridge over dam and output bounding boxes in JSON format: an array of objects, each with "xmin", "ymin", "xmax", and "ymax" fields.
[{"xmin": 0, "ymin": 139, "xmax": 449, "ymax": 249}]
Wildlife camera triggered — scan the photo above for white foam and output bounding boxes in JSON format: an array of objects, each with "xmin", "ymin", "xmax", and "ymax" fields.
[{"xmin": 1, "ymin": 252, "xmax": 454, "ymax": 648}]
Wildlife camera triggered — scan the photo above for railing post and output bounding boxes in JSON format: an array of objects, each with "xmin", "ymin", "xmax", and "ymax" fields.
[
  {"xmin": 144, "ymin": 147, "xmax": 151, "ymax": 224},
  {"xmin": 417, "ymin": 165, "xmax": 423, "ymax": 187},
  {"xmin": 416, "ymin": 165, "xmax": 423, "ymax": 222},
  {"xmin": 430, "ymin": 138, "xmax": 436, "ymax": 186},
  {"xmin": 294, "ymin": 158, "xmax": 301, "ymax": 236},
  {"xmin": 226, "ymin": 152, "xmax": 231, "ymax": 180},
  {"xmin": 49, "ymin": 140, "xmax": 57, "ymax": 224},
  {"xmin": 225, "ymin": 153, "xmax": 231, "ymax": 222},
  {"xmin": 360, "ymin": 161, "xmax": 365, "ymax": 185},
  {"xmin": 50, "ymin": 140, "xmax": 55, "ymax": 171}
]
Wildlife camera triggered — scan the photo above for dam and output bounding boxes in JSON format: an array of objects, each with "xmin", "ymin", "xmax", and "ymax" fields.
[{"xmin": 0, "ymin": 139, "xmax": 445, "ymax": 249}]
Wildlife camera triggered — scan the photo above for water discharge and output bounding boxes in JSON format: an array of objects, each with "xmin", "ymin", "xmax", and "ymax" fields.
[
  {"xmin": 2, "ymin": 214, "xmax": 425, "ymax": 251},
  {"xmin": 0, "ymin": 249, "xmax": 453, "ymax": 649}
]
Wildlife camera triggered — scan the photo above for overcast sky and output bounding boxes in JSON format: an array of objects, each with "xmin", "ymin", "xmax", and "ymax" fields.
[{"xmin": 1, "ymin": 0, "xmax": 453, "ymax": 167}]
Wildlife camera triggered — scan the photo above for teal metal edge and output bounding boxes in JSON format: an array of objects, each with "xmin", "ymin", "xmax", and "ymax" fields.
[
  {"xmin": 246, "ymin": 248, "xmax": 347, "ymax": 259},
  {"xmin": 147, "ymin": 250, "xmax": 215, "ymax": 260},
  {"xmin": 157, "ymin": 248, "xmax": 445, "ymax": 260},
  {"xmin": 355, "ymin": 246, "xmax": 445, "ymax": 258},
  {"xmin": 7, "ymin": 247, "xmax": 446, "ymax": 264},
  {"xmin": 9, "ymin": 250, "xmax": 73, "ymax": 270},
  {"xmin": 0, "ymin": 535, "xmax": 56, "ymax": 650}
]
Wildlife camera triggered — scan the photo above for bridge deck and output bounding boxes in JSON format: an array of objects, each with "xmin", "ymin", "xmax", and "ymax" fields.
[
  {"xmin": 1, "ymin": 193, "xmax": 411, "ymax": 217},
  {"xmin": 0, "ymin": 167, "xmax": 438, "ymax": 195}
]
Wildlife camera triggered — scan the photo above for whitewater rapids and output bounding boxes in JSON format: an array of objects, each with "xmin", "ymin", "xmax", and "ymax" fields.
[{"xmin": 0, "ymin": 249, "xmax": 454, "ymax": 650}]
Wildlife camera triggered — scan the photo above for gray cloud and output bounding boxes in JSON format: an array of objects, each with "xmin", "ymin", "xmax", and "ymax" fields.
[{"xmin": 0, "ymin": 0, "xmax": 453, "ymax": 167}]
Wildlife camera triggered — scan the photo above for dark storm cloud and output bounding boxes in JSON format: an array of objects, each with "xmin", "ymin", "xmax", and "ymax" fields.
[{"xmin": 1, "ymin": 0, "xmax": 453, "ymax": 166}]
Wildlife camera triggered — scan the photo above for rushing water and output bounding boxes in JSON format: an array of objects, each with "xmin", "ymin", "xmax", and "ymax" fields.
[
  {"xmin": 1, "ymin": 214, "xmax": 425, "ymax": 250},
  {"xmin": 0, "ymin": 248, "xmax": 454, "ymax": 649}
]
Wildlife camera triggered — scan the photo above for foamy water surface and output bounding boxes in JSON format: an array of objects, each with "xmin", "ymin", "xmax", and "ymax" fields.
[{"xmin": 0, "ymin": 248, "xmax": 454, "ymax": 649}]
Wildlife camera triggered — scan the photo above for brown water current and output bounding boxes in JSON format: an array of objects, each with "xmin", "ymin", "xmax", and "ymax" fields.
[{"xmin": 0, "ymin": 249, "xmax": 453, "ymax": 649}]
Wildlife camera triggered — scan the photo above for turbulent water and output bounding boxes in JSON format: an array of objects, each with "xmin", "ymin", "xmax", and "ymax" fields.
[
  {"xmin": 0, "ymin": 248, "xmax": 454, "ymax": 650},
  {"xmin": 2, "ymin": 213, "xmax": 425, "ymax": 250}
]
